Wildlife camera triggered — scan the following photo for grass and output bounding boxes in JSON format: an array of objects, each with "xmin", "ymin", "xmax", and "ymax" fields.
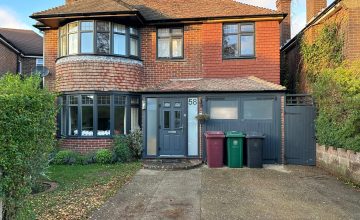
[{"xmin": 27, "ymin": 162, "xmax": 142, "ymax": 220}]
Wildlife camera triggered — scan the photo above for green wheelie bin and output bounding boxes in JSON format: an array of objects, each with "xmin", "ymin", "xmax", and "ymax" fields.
[{"xmin": 225, "ymin": 131, "xmax": 246, "ymax": 168}]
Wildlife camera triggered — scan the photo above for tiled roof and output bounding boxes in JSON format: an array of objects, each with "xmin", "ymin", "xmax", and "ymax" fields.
[
  {"xmin": 0, "ymin": 28, "xmax": 43, "ymax": 56},
  {"xmin": 143, "ymin": 77, "xmax": 285, "ymax": 92},
  {"xmin": 32, "ymin": 0, "xmax": 136, "ymax": 17},
  {"xmin": 32, "ymin": 0, "xmax": 280, "ymax": 21}
]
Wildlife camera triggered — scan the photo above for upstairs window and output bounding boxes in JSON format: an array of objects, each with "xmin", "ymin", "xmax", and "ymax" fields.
[
  {"xmin": 157, "ymin": 27, "xmax": 184, "ymax": 59},
  {"xmin": 223, "ymin": 23, "xmax": 255, "ymax": 58},
  {"xmin": 59, "ymin": 21, "xmax": 140, "ymax": 58}
]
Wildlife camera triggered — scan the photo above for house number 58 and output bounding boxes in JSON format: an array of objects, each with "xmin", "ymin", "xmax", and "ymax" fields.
[{"xmin": 188, "ymin": 98, "xmax": 198, "ymax": 105}]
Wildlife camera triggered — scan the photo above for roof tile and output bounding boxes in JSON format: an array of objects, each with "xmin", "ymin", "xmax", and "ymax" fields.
[{"xmin": 143, "ymin": 77, "xmax": 285, "ymax": 92}]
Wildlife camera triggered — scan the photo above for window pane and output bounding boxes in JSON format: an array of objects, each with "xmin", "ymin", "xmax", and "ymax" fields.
[
  {"xmin": 96, "ymin": 21, "xmax": 110, "ymax": 32},
  {"xmin": 68, "ymin": 22, "xmax": 78, "ymax": 33},
  {"xmin": 209, "ymin": 100, "xmax": 238, "ymax": 119},
  {"xmin": 164, "ymin": 111, "xmax": 170, "ymax": 129},
  {"xmin": 240, "ymin": 35, "xmax": 254, "ymax": 56},
  {"xmin": 241, "ymin": 24, "xmax": 254, "ymax": 32},
  {"xmin": 114, "ymin": 95, "xmax": 126, "ymax": 105},
  {"xmin": 82, "ymin": 95, "xmax": 94, "ymax": 105},
  {"xmin": 172, "ymin": 28, "xmax": 183, "ymax": 36},
  {"xmin": 69, "ymin": 106, "xmax": 78, "ymax": 136},
  {"xmin": 175, "ymin": 111, "xmax": 181, "ymax": 128},
  {"xmin": 146, "ymin": 98, "xmax": 157, "ymax": 155},
  {"xmin": 82, "ymin": 106, "xmax": 94, "ymax": 136},
  {"xmin": 158, "ymin": 28, "xmax": 170, "ymax": 37},
  {"xmin": 223, "ymin": 35, "xmax": 238, "ymax": 57},
  {"xmin": 130, "ymin": 27, "xmax": 138, "ymax": 35},
  {"xmin": 81, "ymin": 32, "xmax": 94, "ymax": 53},
  {"xmin": 97, "ymin": 95, "xmax": 110, "ymax": 105},
  {"xmin": 69, "ymin": 95, "xmax": 78, "ymax": 105},
  {"xmin": 97, "ymin": 106, "xmax": 110, "ymax": 136},
  {"xmin": 114, "ymin": 34, "xmax": 126, "ymax": 55},
  {"xmin": 131, "ymin": 107, "xmax": 139, "ymax": 131},
  {"xmin": 114, "ymin": 106, "xmax": 125, "ymax": 135},
  {"xmin": 81, "ymin": 21, "xmax": 94, "ymax": 31},
  {"xmin": 61, "ymin": 105, "xmax": 67, "ymax": 136},
  {"xmin": 60, "ymin": 26, "xmax": 67, "ymax": 35},
  {"xmin": 158, "ymin": 38, "xmax": 170, "ymax": 58},
  {"xmin": 61, "ymin": 36, "xmax": 67, "ymax": 56},
  {"xmin": 243, "ymin": 100, "xmax": 273, "ymax": 120},
  {"xmin": 131, "ymin": 97, "xmax": 140, "ymax": 104},
  {"xmin": 130, "ymin": 38, "xmax": 138, "ymax": 56},
  {"xmin": 224, "ymin": 24, "xmax": 238, "ymax": 34},
  {"xmin": 172, "ymin": 38, "xmax": 183, "ymax": 58},
  {"xmin": 113, "ymin": 24, "xmax": 126, "ymax": 33},
  {"xmin": 68, "ymin": 33, "xmax": 78, "ymax": 54},
  {"xmin": 97, "ymin": 33, "xmax": 110, "ymax": 54}
]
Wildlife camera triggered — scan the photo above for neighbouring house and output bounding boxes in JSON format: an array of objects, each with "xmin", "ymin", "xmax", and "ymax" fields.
[
  {"xmin": 0, "ymin": 28, "xmax": 43, "ymax": 76},
  {"xmin": 280, "ymin": 0, "xmax": 360, "ymax": 93},
  {"xmin": 31, "ymin": 0, "xmax": 288, "ymax": 163}
]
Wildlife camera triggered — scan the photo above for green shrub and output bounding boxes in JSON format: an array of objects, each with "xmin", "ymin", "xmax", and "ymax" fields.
[
  {"xmin": 52, "ymin": 150, "xmax": 80, "ymax": 165},
  {"xmin": 95, "ymin": 149, "xmax": 113, "ymax": 164},
  {"xmin": 300, "ymin": 23, "xmax": 360, "ymax": 152},
  {"xmin": 113, "ymin": 135, "xmax": 132, "ymax": 162},
  {"xmin": 81, "ymin": 151, "xmax": 97, "ymax": 165},
  {"xmin": 127, "ymin": 128, "xmax": 143, "ymax": 160},
  {"xmin": 0, "ymin": 74, "xmax": 57, "ymax": 219}
]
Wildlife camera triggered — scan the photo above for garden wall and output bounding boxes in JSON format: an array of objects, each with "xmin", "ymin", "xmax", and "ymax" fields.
[{"xmin": 317, "ymin": 144, "xmax": 360, "ymax": 185}]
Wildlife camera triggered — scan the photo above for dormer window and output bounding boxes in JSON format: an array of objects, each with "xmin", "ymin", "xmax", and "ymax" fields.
[{"xmin": 59, "ymin": 21, "xmax": 140, "ymax": 58}]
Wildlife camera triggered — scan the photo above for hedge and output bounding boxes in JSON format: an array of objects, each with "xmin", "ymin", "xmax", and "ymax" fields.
[
  {"xmin": 0, "ymin": 74, "xmax": 57, "ymax": 219},
  {"xmin": 301, "ymin": 23, "xmax": 360, "ymax": 152}
]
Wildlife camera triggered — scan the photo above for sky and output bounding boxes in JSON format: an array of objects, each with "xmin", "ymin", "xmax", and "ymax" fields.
[{"xmin": 0, "ymin": 0, "xmax": 334, "ymax": 37}]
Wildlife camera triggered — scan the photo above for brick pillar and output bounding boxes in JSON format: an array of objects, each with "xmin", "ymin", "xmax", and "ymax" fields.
[
  {"xmin": 277, "ymin": 0, "xmax": 291, "ymax": 46},
  {"xmin": 43, "ymin": 30, "xmax": 58, "ymax": 92},
  {"xmin": 306, "ymin": 0, "xmax": 327, "ymax": 23}
]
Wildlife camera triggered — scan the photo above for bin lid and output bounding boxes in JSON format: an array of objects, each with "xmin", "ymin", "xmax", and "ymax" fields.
[
  {"xmin": 225, "ymin": 131, "xmax": 246, "ymax": 138},
  {"xmin": 246, "ymin": 131, "xmax": 265, "ymax": 139},
  {"xmin": 205, "ymin": 131, "xmax": 225, "ymax": 138}
]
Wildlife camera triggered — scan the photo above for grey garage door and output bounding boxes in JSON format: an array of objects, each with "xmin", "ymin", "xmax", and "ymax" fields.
[{"xmin": 285, "ymin": 95, "xmax": 316, "ymax": 166}]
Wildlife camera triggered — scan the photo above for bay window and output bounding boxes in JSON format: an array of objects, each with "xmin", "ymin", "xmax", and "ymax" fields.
[
  {"xmin": 59, "ymin": 21, "xmax": 140, "ymax": 58},
  {"xmin": 223, "ymin": 23, "xmax": 255, "ymax": 58},
  {"xmin": 60, "ymin": 93, "xmax": 140, "ymax": 138}
]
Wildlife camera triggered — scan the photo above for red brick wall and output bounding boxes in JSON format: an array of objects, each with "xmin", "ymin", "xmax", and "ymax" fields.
[
  {"xmin": 0, "ymin": 42, "xmax": 17, "ymax": 75},
  {"xmin": 345, "ymin": 0, "xmax": 360, "ymax": 60},
  {"xmin": 276, "ymin": 0, "xmax": 291, "ymax": 46},
  {"xmin": 202, "ymin": 21, "xmax": 280, "ymax": 84},
  {"xmin": 43, "ymin": 30, "xmax": 58, "ymax": 91},
  {"xmin": 59, "ymin": 138, "xmax": 113, "ymax": 154},
  {"xmin": 56, "ymin": 57, "xmax": 144, "ymax": 92},
  {"xmin": 141, "ymin": 25, "xmax": 203, "ymax": 86}
]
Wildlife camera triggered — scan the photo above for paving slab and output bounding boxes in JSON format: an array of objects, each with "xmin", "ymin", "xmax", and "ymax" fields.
[{"xmin": 90, "ymin": 166, "xmax": 360, "ymax": 220}]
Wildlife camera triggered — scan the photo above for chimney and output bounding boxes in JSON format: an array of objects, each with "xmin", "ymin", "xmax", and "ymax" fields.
[
  {"xmin": 66, "ymin": 0, "xmax": 78, "ymax": 4},
  {"xmin": 277, "ymin": 0, "xmax": 291, "ymax": 46},
  {"xmin": 306, "ymin": 0, "xmax": 327, "ymax": 23}
]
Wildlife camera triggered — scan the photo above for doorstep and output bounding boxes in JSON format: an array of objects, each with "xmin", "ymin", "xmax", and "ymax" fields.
[{"xmin": 142, "ymin": 159, "xmax": 203, "ymax": 171}]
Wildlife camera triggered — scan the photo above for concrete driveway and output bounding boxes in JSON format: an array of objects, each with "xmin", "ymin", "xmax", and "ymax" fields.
[{"xmin": 90, "ymin": 166, "xmax": 360, "ymax": 220}]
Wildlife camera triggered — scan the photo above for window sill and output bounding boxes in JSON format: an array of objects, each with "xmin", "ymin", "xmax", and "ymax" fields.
[
  {"xmin": 60, "ymin": 136, "xmax": 115, "ymax": 139},
  {"xmin": 156, "ymin": 58, "xmax": 186, "ymax": 62},
  {"xmin": 222, "ymin": 56, "xmax": 256, "ymax": 60},
  {"xmin": 56, "ymin": 54, "xmax": 143, "ymax": 62}
]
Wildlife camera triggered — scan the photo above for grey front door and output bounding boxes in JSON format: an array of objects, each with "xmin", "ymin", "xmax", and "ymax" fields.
[{"xmin": 159, "ymin": 99, "xmax": 186, "ymax": 156}]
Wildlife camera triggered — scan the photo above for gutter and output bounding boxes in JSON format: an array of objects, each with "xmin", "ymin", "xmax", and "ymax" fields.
[
  {"xmin": 281, "ymin": 0, "xmax": 342, "ymax": 52},
  {"xmin": 0, "ymin": 35, "xmax": 23, "ymax": 56}
]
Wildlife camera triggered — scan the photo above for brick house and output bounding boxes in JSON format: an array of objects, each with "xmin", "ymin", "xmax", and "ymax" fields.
[
  {"xmin": 0, "ymin": 28, "xmax": 43, "ymax": 76},
  {"xmin": 32, "ymin": 0, "xmax": 287, "ymax": 163},
  {"xmin": 280, "ymin": 0, "xmax": 360, "ymax": 93}
]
